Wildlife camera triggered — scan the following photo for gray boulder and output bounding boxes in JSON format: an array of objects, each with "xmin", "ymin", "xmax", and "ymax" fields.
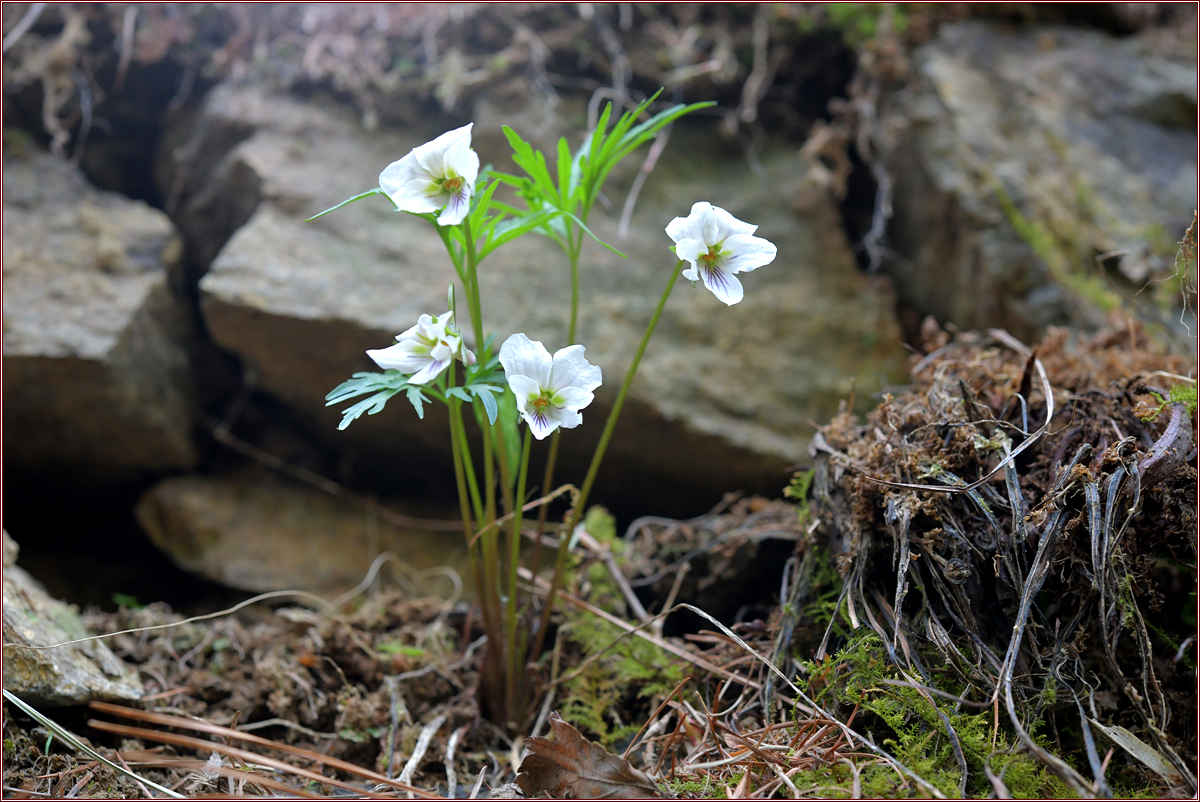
[
  {"xmin": 881, "ymin": 20, "xmax": 1196, "ymax": 341},
  {"xmin": 134, "ymin": 469, "xmax": 471, "ymax": 597},
  {"xmin": 2, "ymin": 531, "xmax": 143, "ymax": 707},
  {"xmin": 3, "ymin": 149, "xmax": 196, "ymax": 488},
  {"xmin": 166, "ymin": 84, "xmax": 907, "ymax": 514}
]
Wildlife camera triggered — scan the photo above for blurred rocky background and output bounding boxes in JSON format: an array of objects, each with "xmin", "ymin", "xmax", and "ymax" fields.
[{"xmin": 3, "ymin": 3, "xmax": 1195, "ymax": 611}]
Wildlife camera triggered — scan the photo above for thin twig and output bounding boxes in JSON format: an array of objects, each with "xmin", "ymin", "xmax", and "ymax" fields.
[
  {"xmin": 4, "ymin": 691, "xmax": 184, "ymax": 799},
  {"xmin": 2, "ymin": 2, "xmax": 45, "ymax": 53},
  {"xmin": 398, "ymin": 713, "xmax": 447, "ymax": 786},
  {"xmin": 88, "ymin": 701, "xmax": 441, "ymax": 797}
]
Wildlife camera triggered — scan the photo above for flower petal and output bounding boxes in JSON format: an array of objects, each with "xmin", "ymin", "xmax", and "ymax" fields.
[
  {"xmin": 428, "ymin": 338, "xmax": 455, "ymax": 364},
  {"xmin": 411, "ymin": 123, "xmax": 473, "ymax": 177},
  {"xmin": 499, "ymin": 333, "xmax": 553, "ymax": 388},
  {"xmin": 720, "ymin": 234, "xmax": 777, "ymax": 274},
  {"xmin": 387, "ymin": 178, "xmax": 444, "ymax": 214},
  {"xmin": 393, "ymin": 320, "xmax": 422, "ymax": 343},
  {"xmin": 547, "ymin": 345, "xmax": 602, "ymax": 394},
  {"xmin": 704, "ymin": 204, "xmax": 758, "ymax": 241},
  {"xmin": 443, "ymin": 137, "xmax": 480, "ymax": 186},
  {"xmin": 673, "ymin": 238, "xmax": 709, "ymax": 266},
  {"xmin": 524, "ymin": 408, "xmax": 558, "ymax": 440},
  {"xmin": 379, "ymin": 153, "xmax": 425, "ymax": 196},
  {"xmin": 665, "ymin": 201, "xmax": 711, "ymax": 244},
  {"xmin": 412, "ymin": 313, "xmax": 439, "ymax": 338},
  {"xmin": 545, "ymin": 405, "xmax": 583, "ymax": 431},
  {"xmin": 549, "ymin": 386, "xmax": 595, "ymax": 413},
  {"xmin": 436, "ymin": 183, "xmax": 472, "ymax": 226},
  {"xmin": 506, "ymin": 374, "xmax": 542, "ymax": 404},
  {"xmin": 698, "ymin": 262, "xmax": 744, "ymax": 306},
  {"xmin": 367, "ymin": 342, "xmax": 427, "ymax": 373},
  {"xmin": 408, "ymin": 357, "xmax": 450, "ymax": 386}
]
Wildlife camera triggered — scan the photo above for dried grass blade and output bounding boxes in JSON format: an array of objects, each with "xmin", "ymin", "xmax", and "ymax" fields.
[
  {"xmin": 1088, "ymin": 719, "xmax": 1186, "ymax": 788},
  {"xmin": 862, "ymin": 332, "xmax": 1054, "ymax": 494},
  {"xmin": 995, "ymin": 506, "xmax": 1095, "ymax": 797},
  {"xmin": 398, "ymin": 713, "xmax": 447, "ymax": 786},
  {"xmin": 119, "ymin": 751, "xmax": 322, "ymax": 795},
  {"xmin": 86, "ymin": 719, "xmax": 437, "ymax": 799},
  {"xmin": 552, "ymin": 590, "xmax": 761, "ymax": 690},
  {"xmin": 444, "ymin": 724, "xmax": 469, "ymax": 795},
  {"xmin": 671, "ymin": 604, "xmax": 947, "ymax": 799},
  {"xmin": 3, "ymin": 690, "xmax": 184, "ymax": 799},
  {"xmin": 883, "ymin": 495, "xmax": 913, "ymax": 653},
  {"xmin": 89, "ymin": 701, "xmax": 440, "ymax": 797}
]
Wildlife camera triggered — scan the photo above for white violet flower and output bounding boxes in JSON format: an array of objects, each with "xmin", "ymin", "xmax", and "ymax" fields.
[
  {"xmin": 379, "ymin": 123, "xmax": 480, "ymax": 226},
  {"xmin": 665, "ymin": 201, "xmax": 777, "ymax": 306},
  {"xmin": 499, "ymin": 333, "xmax": 602, "ymax": 441},
  {"xmin": 367, "ymin": 311, "xmax": 475, "ymax": 386}
]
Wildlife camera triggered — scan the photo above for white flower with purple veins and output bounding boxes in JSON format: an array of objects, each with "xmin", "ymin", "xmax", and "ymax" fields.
[
  {"xmin": 499, "ymin": 334, "xmax": 602, "ymax": 441},
  {"xmin": 379, "ymin": 123, "xmax": 480, "ymax": 226},
  {"xmin": 665, "ymin": 201, "xmax": 777, "ymax": 306},
  {"xmin": 367, "ymin": 311, "xmax": 475, "ymax": 386}
]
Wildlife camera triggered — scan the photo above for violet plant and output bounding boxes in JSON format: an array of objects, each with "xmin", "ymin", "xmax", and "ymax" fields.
[{"xmin": 313, "ymin": 95, "xmax": 776, "ymax": 732}]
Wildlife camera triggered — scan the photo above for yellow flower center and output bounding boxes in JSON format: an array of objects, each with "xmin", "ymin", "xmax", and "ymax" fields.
[
  {"xmin": 533, "ymin": 396, "xmax": 550, "ymax": 411},
  {"xmin": 700, "ymin": 246, "xmax": 721, "ymax": 265},
  {"xmin": 443, "ymin": 176, "xmax": 463, "ymax": 193}
]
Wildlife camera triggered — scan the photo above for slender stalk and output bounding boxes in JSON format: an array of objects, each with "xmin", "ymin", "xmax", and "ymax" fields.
[
  {"xmin": 457, "ymin": 218, "xmax": 498, "ymax": 537},
  {"xmin": 459, "ymin": 215, "xmax": 517, "ymax": 725},
  {"xmin": 447, "ymin": 365, "xmax": 496, "ymax": 669},
  {"xmin": 492, "ymin": 422, "xmax": 515, "ymax": 515},
  {"xmin": 566, "ymin": 233, "xmax": 581, "ymax": 347},
  {"xmin": 452, "ymin": 407, "xmax": 485, "ymax": 527},
  {"xmin": 445, "ymin": 362, "xmax": 474, "ymax": 544},
  {"xmin": 532, "ymin": 258, "xmax": 686, "ymax": 658},
  {"xmin": 482, "ymin": 434, "xmax": 497, "ymax": 529},
  {"xmin": 532, "ymin": 230, "xmax": 584, "ymax": 570},
  {"xmin": 505, "ymin": 427, "xmax": 534, "ymax": 724},
  {"xmin": 461, "ymin": 218, "xmax": 485, "ymax": 351},
  {"xmin": 528, "ymin": 430, "xmax": 560, "ymax": 581}
]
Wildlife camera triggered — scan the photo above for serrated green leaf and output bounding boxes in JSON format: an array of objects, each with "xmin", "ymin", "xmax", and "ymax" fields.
[
  {"xmin": 336, "ymin": 388, "xmax": 403, "ymax": 430},
  {"xmin": 468, "ymin": 178, "xmax": 502, "ymax": 233},
  {"xmin": 503, "ymin": 125, "xmax": 557, "ymax": 201},
  {"xmin": 445, "ymin": 386, "xmax": 471, "ymax": 403},
  {"xmin": 477, "ymin": 208, "xmax": 565, "ymax": 261},
  {"xmin": 556, "ymin": 136, "xmax": 572, "ymax": 207},
  {"xmin": 406, "ymin": 386, "xmax": 428, "ymax": 419},
  {"xmin": 612, "ymin": 101, "xmax": 714, "ymax": 164},
  {"xmin": 326, "ymin": 371, "xmax": 410, "ymax": 405},
  {"xmin": 587, "ymin": 102, "xmax": 613, "ymax": 174},
  {"xmin": 484, "ymin": 170, "xmax": 528, "ymax": 190}
]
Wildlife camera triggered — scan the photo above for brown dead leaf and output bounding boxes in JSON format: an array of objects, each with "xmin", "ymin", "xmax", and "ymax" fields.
[{"xmin": 516, "ymin": 712, "xmax": 662, "ymax": 799}]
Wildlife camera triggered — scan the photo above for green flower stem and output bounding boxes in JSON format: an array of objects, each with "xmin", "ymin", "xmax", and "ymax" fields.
[
  {"xmin": 482, "ymin": 434, "xmax": 497, "ymax": 524},
  {"xmin": 567, "ymin": 233, "xmax": 581, "ymax": 347},
  {"xmin": 445, "ymin": 363, "xmax": 475, "ymax": 544},
  {"xmin": 492, "ymin": 423, "xmax": 516, "ymax": 515},
  {"xmin": 452, "ymin": 404, "xmax": 485, "ymax": 527},
  {"xmin": 456, "ymin": 215, "xmax": 501, "ymax": 528},
  {"xmin": 453, "ymin": 216, "xmax": 505, "ymax": 603},
  {"xmin": 531, "ymin": 234, "xmax": 583, "ymax": 562},
  {"xmin": 532, "ymin": 258, "xmax": 685, "ymax": 658},
  {"xmin": 461, "ymin": 218, "xmax": 485, "ymax": 353},
  {"xmin": 447, "ymin": 365, "xmax": 498, "ymax": 648},
  {"xmin": 528, "ymin": 430, "xmax": 560, "ymax": 579},
  {"xmin": 505, "ymin": 426, "xmax": 533, "ymax": 720}
]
